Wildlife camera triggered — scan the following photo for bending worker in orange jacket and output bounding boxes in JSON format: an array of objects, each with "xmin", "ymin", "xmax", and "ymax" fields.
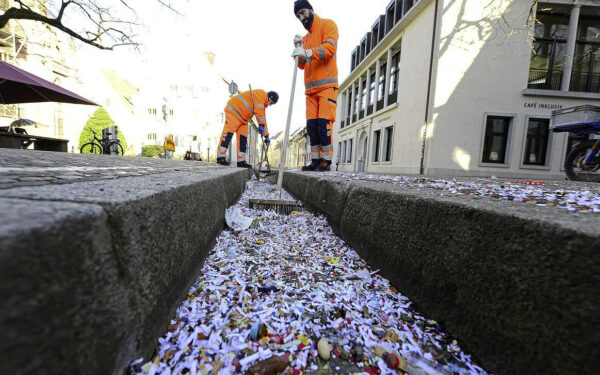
[
  {"xmin": 217, "ymin": 89, "xmax": 279, "ymax": 168},
  {"xmin": 292, "ymin": 0, "xmax": 338, "ymax": 172}
]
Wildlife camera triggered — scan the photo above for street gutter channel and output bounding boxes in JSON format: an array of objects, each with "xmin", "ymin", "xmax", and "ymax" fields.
[{"xmin": 131, "ymin": 179, "xmax": 488, "ymax": 375}]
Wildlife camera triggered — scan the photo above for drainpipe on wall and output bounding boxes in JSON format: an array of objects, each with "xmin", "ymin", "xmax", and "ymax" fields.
[
  {"xmin": 365, "ymin": 119, "xmax": 373, "ymax": 172},
  {"xmin": 354, "ymin": 127, "xmax": 360, "ymax": 172},
  {"xmin": 419, "ymin": 0, "xmax": 440, "ymax": 175}
]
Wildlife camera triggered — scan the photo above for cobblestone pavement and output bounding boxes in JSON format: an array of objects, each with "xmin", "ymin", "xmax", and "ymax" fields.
[{"xmin": 0, "ymin": 149, "xmax": 223, "ymax": 189}]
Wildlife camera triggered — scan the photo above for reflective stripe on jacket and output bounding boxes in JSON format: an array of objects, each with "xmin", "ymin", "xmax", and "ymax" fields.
[
  {"xmin": 298, "ymin": 14, "xmax": 339, "ymax": 94},
  {"xmin": 224, "ymin": 89, "xmax": 270, "ymax": 136}
]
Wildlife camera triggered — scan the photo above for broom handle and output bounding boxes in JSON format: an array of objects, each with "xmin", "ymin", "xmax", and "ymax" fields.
[{"xmin": 276, "ymin": 56, "xmax": 299, "ymax": 199}]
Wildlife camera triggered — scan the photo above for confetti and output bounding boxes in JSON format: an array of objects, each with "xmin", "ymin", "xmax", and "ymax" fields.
[{"xmin": 130, "ymin": 179, "xmax": 489, "ymax": 375}]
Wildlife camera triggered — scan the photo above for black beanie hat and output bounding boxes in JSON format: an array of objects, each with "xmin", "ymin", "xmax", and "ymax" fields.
[
  {"xmin": 294, "ymin": 0, "xmax": 313, "ymax": 15},
  {"xmin": 268, "ymin": 91, "xmax": 279, "ymax": 104}
]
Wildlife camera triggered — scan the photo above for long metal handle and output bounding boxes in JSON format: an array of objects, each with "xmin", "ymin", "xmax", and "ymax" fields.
[{"xmin": 276, "ymin": 57, "xmax": 299, "ymax": 199}]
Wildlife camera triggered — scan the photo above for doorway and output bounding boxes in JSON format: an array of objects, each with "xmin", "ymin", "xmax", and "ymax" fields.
[{"xmin": 357, "ymin": 131, "xmax": 368, "ymax": 172}]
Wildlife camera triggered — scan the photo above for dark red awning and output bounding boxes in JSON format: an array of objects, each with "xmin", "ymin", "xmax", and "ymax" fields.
[{"xmin": 0, "ymin": 60, "xmax": 97, "ymax": 105}]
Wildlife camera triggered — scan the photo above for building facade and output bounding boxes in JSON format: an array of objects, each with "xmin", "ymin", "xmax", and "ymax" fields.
[
  {"xmin": 0, "ymin": 0, "xmax": 93, "ymax": 149},
  {"xmin": 334, "ymin": 0, "xmax": 600, "ymax": 178}
]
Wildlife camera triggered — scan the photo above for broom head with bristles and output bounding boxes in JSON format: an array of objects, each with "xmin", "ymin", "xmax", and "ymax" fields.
[{"xmin": 249, "ymin": 199, "xmax": 302, "ymax": 215}]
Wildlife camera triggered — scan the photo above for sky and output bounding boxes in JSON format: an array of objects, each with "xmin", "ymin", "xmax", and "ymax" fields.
[{"xmin": 106, "ymin": 0, "xmax": 395, "ymax": 135}]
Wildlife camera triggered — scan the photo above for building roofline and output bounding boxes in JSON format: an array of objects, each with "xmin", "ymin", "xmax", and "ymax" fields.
[{"xmin": 340, "ymin": 0, "xmax": 434, "ymax": 91}]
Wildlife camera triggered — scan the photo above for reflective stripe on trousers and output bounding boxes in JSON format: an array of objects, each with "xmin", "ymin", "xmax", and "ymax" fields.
[
  {"xmin": 320, "ymin": 144, "xmax": 333, "ymax": 161},
  {"xmin": 305, "ymin": 77, "xmax": 338, "ymax": 90},
  {"xmin": 311, "ymin": 145, "xmax": 320, "ymax": 160}
]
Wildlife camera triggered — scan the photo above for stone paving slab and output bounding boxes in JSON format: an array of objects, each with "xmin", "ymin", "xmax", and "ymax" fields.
[
  {"xmin": 282, "ymin": 171, "xmax": 600, "ymax": 375},
  {"xmin": 0, "ymin": 149, "xmax": 250, "ymax": 375},
  {"xmin": 0, "ymin": 148, "xmax": 224, "ymax": 189}
]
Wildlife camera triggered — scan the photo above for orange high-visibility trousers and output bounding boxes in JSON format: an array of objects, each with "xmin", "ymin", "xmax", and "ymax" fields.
[
  {"xmin": 218, "ymin": 111, "xmax": 248, "ymax": 162},
  {"xmin": 306, "ymin": 87, "xmax": 337, "ymax": 165}
]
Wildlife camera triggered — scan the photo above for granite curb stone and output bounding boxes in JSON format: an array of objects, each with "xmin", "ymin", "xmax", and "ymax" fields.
[
  {"xmin": 0, "ymin": 150, "xmax": 251, "ymax": 375},
  {"xmin": 282, "ymin": 171, "xmax": 600, "ymax": 375}
]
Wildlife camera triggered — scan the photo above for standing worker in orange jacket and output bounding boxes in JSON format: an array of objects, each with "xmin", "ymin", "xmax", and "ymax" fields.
[
  {"xmin": 217, "ymin": 89, "xmax": 279, "ymax": 168},
  {"xmin": 292, "ymin": 0, "xmax": 338, "ymax": 172}
]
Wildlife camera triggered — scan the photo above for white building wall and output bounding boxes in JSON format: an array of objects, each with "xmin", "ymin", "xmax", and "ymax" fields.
[
  {"xmin": 425, "ymin": 0, "xmax": 599, "ymax": 178},
  {"xmin": 335, "ymin": 0, "xmax": 600, "ymax": 179},
  {"xmin": 336, "ymin": 0, "xmax": 436, "ymax": 174}
]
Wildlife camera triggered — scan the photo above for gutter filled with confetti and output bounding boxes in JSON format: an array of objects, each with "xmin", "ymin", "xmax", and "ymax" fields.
[{"xmin": 130, "ymin": 179, "xmax": 489, "ymax": 375}]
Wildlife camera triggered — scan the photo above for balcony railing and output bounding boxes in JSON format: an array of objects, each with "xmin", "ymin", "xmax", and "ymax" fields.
[
  {"xmin": 570, "ymin": 71, "xmax": 600, "ymax": 93},
  {"xmin": 527, "ymin": 69, "xmax": 562, "ymax": 90},
  {"xmin": 387, "ymin": 91, "xmax": 398, "ymax": 105}
]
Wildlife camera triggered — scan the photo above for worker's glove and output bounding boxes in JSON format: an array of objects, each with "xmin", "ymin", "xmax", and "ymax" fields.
[
  {"xmin": 265, "ymin": 136, "xmax": 271, "ymax": 144},
  {"xmin": 292, "ymin": 47, "xmax": 313, "ymax": 62},
  {"xmin": 259, "ymin": 125, "xmax": 265, "ymax": 136},
  {"xmin": 293, "ymin": 34, "xmax": 303, "ymax": 47}
]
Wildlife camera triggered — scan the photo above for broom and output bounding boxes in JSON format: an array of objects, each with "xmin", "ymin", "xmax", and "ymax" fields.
[{"xmin": 248, "ymin": 39, "xmax": 303, "ymax": 215}]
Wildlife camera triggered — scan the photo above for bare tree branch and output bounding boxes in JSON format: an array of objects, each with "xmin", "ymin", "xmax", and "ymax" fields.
[{"xmin": 0, "ymin": 0, "xmax": 181, "ymax": 50}]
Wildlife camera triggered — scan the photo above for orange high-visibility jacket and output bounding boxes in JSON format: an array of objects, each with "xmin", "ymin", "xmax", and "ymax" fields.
[
  {"xmin": 164, "ymin": 136, "xmax": 175, "ymax": 151},
  {"xmin": 298, "ymin": 14, "xmax": 339, "ymax": 95},
  {"xmin": 224, "ymin": 89, "xmax": 270, "ymax": 135}
]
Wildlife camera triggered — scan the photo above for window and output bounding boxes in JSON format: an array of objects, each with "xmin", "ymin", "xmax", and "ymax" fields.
[
  {"xmin": 482, "ymin": 116, "xmax": 511, "ymax": 164},
  {"xmin": 395, "ymin": 0, "xmax": 403, "ymax": 23},
  {"xmin": 347, "ymin": 139, "xmax": 353, "ymax": 162},
  {"xmin": 373, "ymin": 130, "xmax": 381, "ymax": 162},
  {"xmin": 147, "ymin": 133, "xmax": 157, "ymax": 141},
  {"xmin": 372, "ymin": 22, "xmax": 380, "ymax": 49},
  {"xmin": 571, "ymin": 13, "xmax": 600, "ymax": 93},
  {"xmin": 148, "ymin": 108, "xmax": 157, "ymax": 115},
  {"xmin": 169, "ymin": 109, "xmax": 174, "ymax": 116},
  {"xmin": 528, "ymin": 8, "xmax": 569, "ymax": 90},
  {"xmin": 390, "ymin": 50, "xmax": 401, "ymax": 94},
  {"xmin": 523, "ymin": 118, "xmax": 551, "ymax": 166},
  {"xmin": 386, "ymin": 2, "xmax": 396, "ymax": 33},
  {"xmin": 360, "ymin": 85, "xmax": 367, "ymax": 118},
  {"xmin": 351, "ymin": 49, "xmax": 358, "ymax": 71},
  {"xmin": 403, "ymin": 0, "xmax": 414, "ymax": 15},
  {"xmin": 360, "ymin": 34, "xmax": 371, "ymax": 60},
  {"xmin": 383, "ymin": 126, "xmax": 394, "ymax": 162},
  {"xmin": 378, "ymin": 63, "xmax": 386, "ymax": 103},
  {"xmin": 346, "ymin": 91, "xmax": 353, "ymax": 123},
  {"xmin": 369, "ymin": 71, "xmax": 376, "ymax": 106},
  {"xmin": 378, "ymin": 15, "xmax": 386, "ymax": 41}
]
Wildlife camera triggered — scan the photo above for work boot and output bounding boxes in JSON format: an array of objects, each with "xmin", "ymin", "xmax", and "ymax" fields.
[
  {"xmin": 316, "ymin": 163, "xmax": 331, "ymax": 172},
  {"xmin": 237, "ymin": 161, "xmax": 252, "ymax": 169},
  {"xmin": 217, "ymin": 158, "xmax": 230, "ymax": 166},
  {"xmin": 301, "ymin": 164, "xmax": 318, "ymax": 171}
]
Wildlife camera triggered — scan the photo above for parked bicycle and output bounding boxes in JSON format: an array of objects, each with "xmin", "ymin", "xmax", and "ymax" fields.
[{"xmin": 80, "ymin": 128, "xmax": 124, "ymax": 156}]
